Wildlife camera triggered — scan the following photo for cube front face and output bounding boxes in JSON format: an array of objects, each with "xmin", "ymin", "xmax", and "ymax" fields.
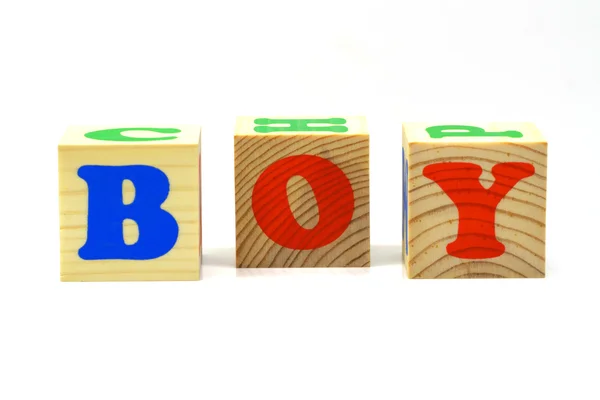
[
  {"xmin": 235, "ymin": 117, "xmax": 370, "ymax": 268},
  {"xmin": 403, "ymin": 123, "xmax": 547, "ymax": 279},
  {"xmin": 59, "ymin": 126, "xmax": 201, "ymax": 281}
]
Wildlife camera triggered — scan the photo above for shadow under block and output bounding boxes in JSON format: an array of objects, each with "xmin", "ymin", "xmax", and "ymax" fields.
[
  {"xmin": 58, "ymin": 126, "xmax": 202, "ymax": 281},
  {"xmin": 235, "ymin": 117, "xmax": 370, "ymax": 268},
  {"xmin": 402, "ymin": 123, "xmax": 547, "ymax": 279}
]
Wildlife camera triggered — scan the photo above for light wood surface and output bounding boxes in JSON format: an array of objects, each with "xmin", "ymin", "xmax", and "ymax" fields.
[
  {"xmin": 59, "ymin": 126, "xmax": 201, "ymax": 281},
  {"xmin": 403, "ymin": 123, "xmax": 547, "ymax": 279},
  {"xmin": 235, "ymin": 117, "xmax": 370, "ymax": 268}
]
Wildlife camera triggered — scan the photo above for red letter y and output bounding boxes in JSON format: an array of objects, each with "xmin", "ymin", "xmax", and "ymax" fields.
[{"xmin": 423, "ymin": 162, "xmax": 535, "ymax": 259}]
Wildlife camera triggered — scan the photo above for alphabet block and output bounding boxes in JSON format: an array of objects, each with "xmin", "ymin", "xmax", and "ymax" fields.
[
  {"xmin": 402, "ymin": 123, "xmax": 547, "ymax": 278},
  {"xmin": 58, "ymin": 126, "xmax": 202, "ymax": 281},
  {"xmin": 235, "ymin": 117, "xmax": 370, "ymax": 268}
]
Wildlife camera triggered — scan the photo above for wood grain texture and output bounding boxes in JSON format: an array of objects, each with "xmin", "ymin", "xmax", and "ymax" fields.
[
  {"xmin": 58, "ymin": 125, "xmax": 201, "ymax": 281},
  {"xmin": 402, "ymin": 123, "xmax": 547, "ymax": 279},
  {"xmin": 235, "ymin": 116, "xmax": 370, "ymax": 268}
]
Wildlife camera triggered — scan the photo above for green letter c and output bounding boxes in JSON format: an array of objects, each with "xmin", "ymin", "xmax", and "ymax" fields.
[{"xmin": 84, "ymin": 127, "xmax": 181, "ymax": 142}]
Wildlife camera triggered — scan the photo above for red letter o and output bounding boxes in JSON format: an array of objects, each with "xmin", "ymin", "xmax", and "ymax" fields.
[{"xmin": 252, "ymin": 155, "xmax": 354, "ymax": 250}]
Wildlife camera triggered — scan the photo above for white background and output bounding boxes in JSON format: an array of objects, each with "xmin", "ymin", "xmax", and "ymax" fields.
[{"xmin": 1, "ymin": 0, "xmax": 600, "ymax": 399}]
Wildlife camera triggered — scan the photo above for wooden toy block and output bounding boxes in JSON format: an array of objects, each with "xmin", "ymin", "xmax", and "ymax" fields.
[
  {"xmin": 402, "ymin": 123, "xmax": 547, "ymax": 279},
  {"xmin": 235, "ymin": 117, "xmax": 370, "ymax": 268},
  {"xmin": 58, "ymin": 126, "xmax": 202, "ymax": 281}
]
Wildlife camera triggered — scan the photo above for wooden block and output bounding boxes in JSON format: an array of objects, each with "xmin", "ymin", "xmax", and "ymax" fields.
[
  {"xmin": 58, "ymin": 126, "xmax": 202, "ymax": 281},
  {"xmin": 402, "ymin": 123, "xmax": 547, "ymax": 278},
  {"xmin": 235, "ymin": 117, "xmax": 370, "ymax": 268}
]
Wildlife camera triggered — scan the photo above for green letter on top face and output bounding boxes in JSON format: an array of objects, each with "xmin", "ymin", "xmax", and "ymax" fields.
[
  {"xmin": 426, "ymin": 125, "xmax": 523, "ymax": 139},
  {"xmin": 254, "ymin": 118, "xmax": 348, "ymax": 133},
  {"xmin": 84, "ymin": 127, "xmax": 181, "ymax": 142}
]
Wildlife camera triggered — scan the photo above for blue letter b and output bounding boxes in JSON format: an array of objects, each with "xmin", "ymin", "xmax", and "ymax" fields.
[{"xmin": 78, "ymin": 165, "xmax": 179, "ymax": 260}]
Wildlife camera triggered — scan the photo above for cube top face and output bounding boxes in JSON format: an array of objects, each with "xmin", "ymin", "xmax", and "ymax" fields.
[
  {"xmin": 403, "ymin": 122, "xmax": 546, "ymax": 144},
  {"xmin": 402, "ymin": 123, "xmax": 547, "ymax": 279},
  {"xmin": 235, "ymin": 116, "xmax": 368, "ymax": 136},
  {"xmin": 59, "ymin": 125, "xmax": 202, "ymax": 147},
  {"xmin": 59, "ymin": 126, "xmax": 202, "ymax": 281},
  {"xmin": 235, "ymin": 116, "xmax": 370, "ymax": 268}
]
